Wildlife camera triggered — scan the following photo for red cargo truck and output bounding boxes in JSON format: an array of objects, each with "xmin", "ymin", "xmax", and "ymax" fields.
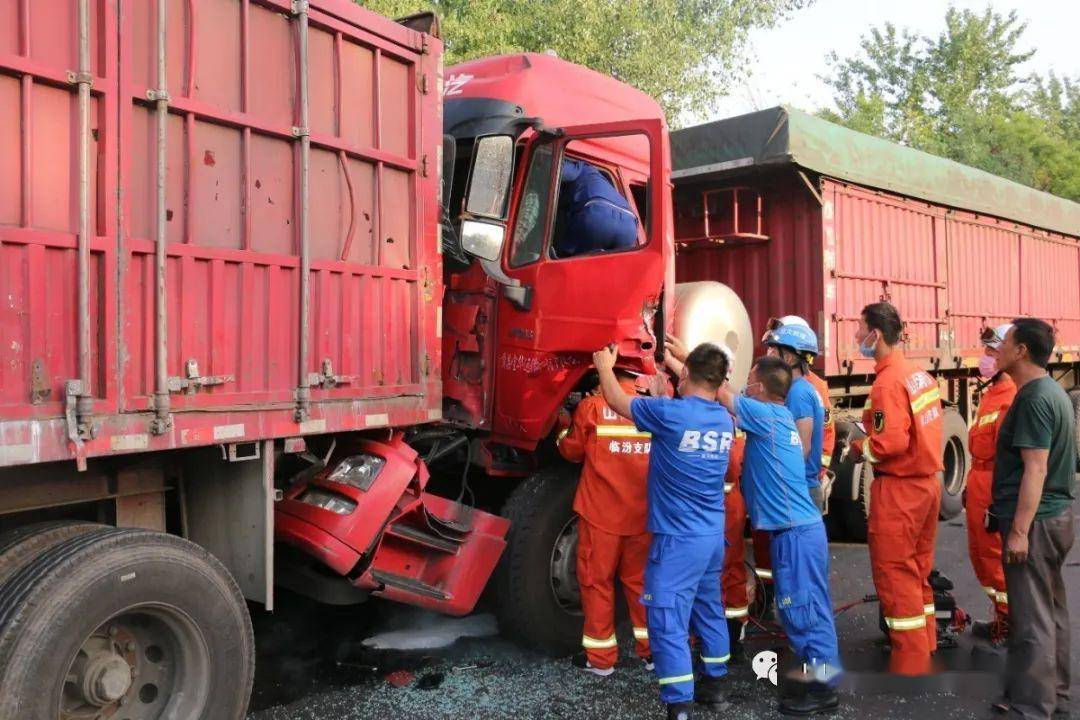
[
  {"xmin": 671, "ymin": 106, "xmax": 1080, "ymax": 540},
  {"xmin": 0, "ymin": 3, "xmax": 679, "ymax": 714}
]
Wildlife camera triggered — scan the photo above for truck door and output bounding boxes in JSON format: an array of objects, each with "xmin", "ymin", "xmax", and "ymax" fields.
[{"xmin": 489, "ymin": 119, "xmax": 670, "ymax": 442}]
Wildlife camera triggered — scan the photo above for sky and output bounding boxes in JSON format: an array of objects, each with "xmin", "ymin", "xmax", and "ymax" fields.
[{"xmin": 701, "ymin": 0, "xmax": 1080, "ymax": 122}]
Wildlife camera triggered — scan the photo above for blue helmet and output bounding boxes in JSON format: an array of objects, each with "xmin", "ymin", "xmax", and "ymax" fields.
[{"xmin": 765, "ymin": 323, "xmax": 819, "ymax": 356}]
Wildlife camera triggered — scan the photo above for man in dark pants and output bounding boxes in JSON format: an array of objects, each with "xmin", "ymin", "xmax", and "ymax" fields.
[{"xmin": 992, "ymin": 317, "xmax": 1077, "ymax": 719}]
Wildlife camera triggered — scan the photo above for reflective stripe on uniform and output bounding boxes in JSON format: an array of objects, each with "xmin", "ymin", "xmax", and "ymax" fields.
[
  {"xmin": 658, "ymin": 673, "xmax": 695, "ymax": 685},
  {"xmin": 735, "ymin": 429, "xmax": 746, "ymax": 438},
  {"xmin": 885, "ymin": 615, "xmax": 928, "ymax": 631},
  {"xmin": 556, "ymin": 428, "xmax": 569, "ymax": 443},
  {"xmin": 633, "ymin": 626, "xmax": 649, "ymax": 640},
  {"xmin": 725, "ymin": 606, "xmax": 749, "ymax": 619},
  {"xmin": 754, "ymin": 567, "xmax": 773, "ymax": 580},
  {"xmin": 924, "ymin": 604, "xmax": 936, "ymax": 616},
  {"xmin": 977, "ymin": 411, "xmax": 1000, "ymax": 427},
  {"xmin": 595, "ymin": 425, "xmax": 651, "ymax": 439},
  {"xmin": 994, "ymin": 591, "xmax": 1008, "ymax": 604},
  {"xmin": 911, "ymin": 387, "xmax": 941, "ymax": 414},
  {"xmin": 724, "ymin": 482, "xmax": 734, "ymax": 494},
  {"xmin": 582, "ymin": 634, "xmax": 618, "ymax": 649},
  {"xmin": 701, "ymin": 654, "xmax": 730, "ymax": 664},
  {"xmin": 863, "ymin": 442, "xmax": 879, "ymax": 464},
  {"xmin": 821, "ymin": 453, "xmax": 833, "ymax": 466},
  {"xmin": 983, "ymin": 585, "xmax": 997, "ymax": 598}
]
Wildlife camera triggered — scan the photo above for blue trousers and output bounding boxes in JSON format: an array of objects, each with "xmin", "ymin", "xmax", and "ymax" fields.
[
  {"xmin": 642, "ymin": 533, "xmax": 729, "ymax": 704},
  {"xmin": 770, "ymin": 521, "xmax": 842, "ymax": 685}
]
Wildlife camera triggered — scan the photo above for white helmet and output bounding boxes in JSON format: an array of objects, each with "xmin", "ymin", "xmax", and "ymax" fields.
[
  {"xmin": 778, "ymin": 315, "xmax": 810, "ymax": 328},
  {"xmin": 981, "ymin": 323, "xmax": 1014, "ymax": 350}
]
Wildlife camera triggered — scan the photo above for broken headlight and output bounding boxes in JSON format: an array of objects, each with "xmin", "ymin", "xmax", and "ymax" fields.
[
  {"xmin": 298, "ymin": 488, "xmax": 357, "ymax": 515},
  {"xmin": 326, "ymin": 454, "xmax": 386, "ymax": 491}
]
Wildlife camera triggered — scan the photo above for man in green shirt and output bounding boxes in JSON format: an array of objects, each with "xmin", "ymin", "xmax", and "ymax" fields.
[{"xmin": 992, "ymin": 317, "xmax": 1076, "ymax": 719}]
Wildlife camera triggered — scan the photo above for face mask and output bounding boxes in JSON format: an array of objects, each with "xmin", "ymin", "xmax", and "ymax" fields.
[
  {"xmin": 858, "ymin": 331, "xmax": 878, "ymax": 359},
  {"xmin": 978, "ymin": 354, "xmax": 998, "ymax": 378}
]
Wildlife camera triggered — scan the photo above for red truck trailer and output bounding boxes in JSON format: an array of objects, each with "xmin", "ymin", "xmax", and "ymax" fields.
[
  {"xmin": 670, "ymin": 106, "xmax": 1080, "ymax": 540},
  {"xmin": 0, "ymin": 3, "xmax": 681, "ymax": 714}
]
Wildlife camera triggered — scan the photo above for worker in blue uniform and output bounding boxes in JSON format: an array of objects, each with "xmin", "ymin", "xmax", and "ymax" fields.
[
  {"xmin": 715, "ymin": 355, "xmax": 842, "ymax": 716},
  {"xmin": 555, "ymin": 158, "xmax": 639, "ymax": 257},
  {"xmin": 593, "ymin": 342, "xmax": 734, "ymax": 720},
  {"xmin": 764, "ymin": 323, "xmax": 827, "ymax": 510}
]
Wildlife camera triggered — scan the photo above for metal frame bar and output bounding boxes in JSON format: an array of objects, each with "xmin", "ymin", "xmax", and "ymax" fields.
[
  {"xmin": 150, "ymin": 0, "xmax": 172, "ymax": 434},
  {"xmin": 294, "ymin": 0, "xmax": 313, "ymax": 422}
]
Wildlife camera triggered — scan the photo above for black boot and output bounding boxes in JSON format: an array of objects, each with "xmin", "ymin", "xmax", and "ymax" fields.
[
  {"xmin": 694, "ymin": 675, "xmax": 729, "ymax": 710},
  {"xmin": 727, "ymin": 619, "xmax": 746, "ymax": 664},
  {"xmin": 779, "ymin": 683, "xmax": 839, "ymax": 716},
  {"xmin": 667, "ymin": 702, "xmax": 695, "ymax": 720}
]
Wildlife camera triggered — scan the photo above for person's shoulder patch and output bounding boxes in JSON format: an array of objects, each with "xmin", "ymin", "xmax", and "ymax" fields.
[{"xmin": 873, "ymin": 410, "xmax": 885, "ymax": 433}]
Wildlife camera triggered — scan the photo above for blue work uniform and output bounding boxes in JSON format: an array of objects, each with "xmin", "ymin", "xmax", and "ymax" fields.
[
  {"xmin": 630, "ymin": 396, "xmax": 734, "ymax": 705},
  {"xmin": 555, "ymin": 159, "xmax": 639, "ymax": 257},
  {"xmin": 734, "ymin": 395, "xmax": 842, "ymax": 685},
  {"xmin": 786, "ymin": 376, "xmax": 825, "ymax": 491}
]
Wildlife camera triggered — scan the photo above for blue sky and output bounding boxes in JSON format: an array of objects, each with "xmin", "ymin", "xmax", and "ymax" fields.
[{"xmin": 701, "ymin": 0, "xmax": 1080, "ymax": 122}]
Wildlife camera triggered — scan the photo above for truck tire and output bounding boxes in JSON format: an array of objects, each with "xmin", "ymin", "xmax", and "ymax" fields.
[
  {"xmin": 493, "ymin": 463, "xmax": 583, "ymax": 656},
  {"xmin": 939, "ymin": 408, "xmax": 969, "ymax": 521},
  {"xmin": 832, "ymin": 421, "xmax": 871, "ymax": 542},
  {"xmin": 0, "ymin": 521, "xmax": 102, "ymax": 586},
  {"xmin": 0, "ymin": 527, "xmax": 254, "ymax": 720}
]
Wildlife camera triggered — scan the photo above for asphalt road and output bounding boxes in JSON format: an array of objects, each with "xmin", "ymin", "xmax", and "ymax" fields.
[{"xmin": 247, "ymin": 509, "xmax": 1080, "ymax": 720}]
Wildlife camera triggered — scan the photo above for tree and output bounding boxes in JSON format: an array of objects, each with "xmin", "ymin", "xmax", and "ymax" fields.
[
  {"xmin": 361, "ymin": 0, "xmax": 810, "ymax": 122},
  {"xmin": 819, "ymin": 8, "xmax": 1080, "ymax": 202}
]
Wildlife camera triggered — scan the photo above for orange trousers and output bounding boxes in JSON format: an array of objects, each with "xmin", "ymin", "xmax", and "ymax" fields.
[
  {"xmin": 721, "ymin": 488, "xmax": 750, "ymax": 621},
  {"xmin": 965, "ymin": 467, "xmax": 1008, "ymax": 618},
  {"xmin": 868, "ymin": 475, "xmax": 940, "ymax": 675},
  {"xmin": 577, "ymin": 519, "xmax": 651, "ymax": 668}
]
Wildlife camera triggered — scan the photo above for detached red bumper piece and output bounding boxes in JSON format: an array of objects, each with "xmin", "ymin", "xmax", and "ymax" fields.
[{"xmin": 275, "ymin": 432, "xmax": 508, "ymax": 616}]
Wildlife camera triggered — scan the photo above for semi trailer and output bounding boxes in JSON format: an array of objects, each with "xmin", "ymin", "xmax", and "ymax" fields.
[
  {"xmin": 671, "ymin": 106, "xmax": 1080, "ymax": 540},
  {"xmin": 2, "ymin": 2, "xmax": 1080, "ymax": 718}
]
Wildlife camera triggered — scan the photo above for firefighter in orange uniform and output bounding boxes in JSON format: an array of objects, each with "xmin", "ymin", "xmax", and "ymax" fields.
[
  {"xmin": 849, "ymin": 302, "xmax": 944, "ymax": 675},
  {"xmin": 966, "ymin": 324, "xmax": 1016, "ymax": 643},
  {"xmin": 558, "ymin": 370, "xmax": 652, "ymax": 675},
  {"xmin": 721, "ymin": 429, "xmax": 750, "ymax": 660}
]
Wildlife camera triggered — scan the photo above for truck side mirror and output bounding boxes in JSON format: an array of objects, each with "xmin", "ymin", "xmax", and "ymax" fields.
[
  {"xmin": 465, "ymin": 135, "xmax": 514, "ymax": 219},
  {"xmin": 460, "ymin": 220, "xmax": 506, "ymax": 263}
]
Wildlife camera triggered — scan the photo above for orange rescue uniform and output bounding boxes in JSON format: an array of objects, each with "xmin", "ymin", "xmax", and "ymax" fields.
[
  {"xmin": 558, "ymin": 379, "xmax": 651, "ymax": 668},
  {"xmin": 856, "ymin": 350, "xmax": 944, "ymax": 675},
  {"xmin": 721, "ymin": 431, "xmax": 750, "ymax": 622},
  {"xmin": 966, "ymin": 373, "xmax": 1016, "ymax": 620}
]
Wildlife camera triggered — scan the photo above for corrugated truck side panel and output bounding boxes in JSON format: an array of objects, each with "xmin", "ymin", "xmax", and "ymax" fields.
[{"xmin": 0, "ymin": 0, "xmax": 443, "ymax": 467}]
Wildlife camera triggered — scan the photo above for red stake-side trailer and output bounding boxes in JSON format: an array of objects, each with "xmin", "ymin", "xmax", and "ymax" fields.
[
  {"xmin": 671, "ymin": 106, "xmax": 1080, "ymax": 540},
  {"xmin": 0, "ymin": 0, "xmax": 459, "ymax": 713}
]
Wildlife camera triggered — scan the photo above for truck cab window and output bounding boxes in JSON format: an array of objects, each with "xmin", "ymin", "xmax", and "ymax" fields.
[
  {"xmin": 550, "ymin": 158, "xmax": 640, "ymax": 259},
  {"xmin": 510, "ymin": 144, "xmax": 555, "ymax": 267}
]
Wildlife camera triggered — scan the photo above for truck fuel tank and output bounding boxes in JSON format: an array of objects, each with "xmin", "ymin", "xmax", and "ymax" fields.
[{"xmin": 672, "ymin": 282, "xmax": 753, "ymax": 391}]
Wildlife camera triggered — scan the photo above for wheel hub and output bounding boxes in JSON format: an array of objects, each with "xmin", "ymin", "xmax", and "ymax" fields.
[
  {"xmin": 82, "ymin": 652, "xmax": 132, "ymax": 705},
  {"xmin": 549, "ymin": 516, "xmax": 581, "ymax": 611}
]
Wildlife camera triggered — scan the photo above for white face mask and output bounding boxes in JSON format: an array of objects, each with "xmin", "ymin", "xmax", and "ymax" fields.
[{"xmin": 978, "ymin": 354, "xmax": 998, "ymax": 378}]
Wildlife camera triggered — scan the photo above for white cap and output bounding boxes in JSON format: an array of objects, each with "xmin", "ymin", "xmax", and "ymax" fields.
[{"xmin": 982, "ymin": 323, "xmax": 1014, "ymax": 349}]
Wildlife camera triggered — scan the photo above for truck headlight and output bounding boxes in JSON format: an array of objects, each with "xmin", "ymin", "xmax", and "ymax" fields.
[
  {"xmin": 327, "ymin": 454, "xmax": 386, "ymax": 491},
  {"xmin": 298, "ymin": 488, "xmax": 357, "ymax": 515}
]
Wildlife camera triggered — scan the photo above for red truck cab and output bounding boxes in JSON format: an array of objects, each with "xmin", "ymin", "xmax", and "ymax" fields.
[{"xmin": 440, "ymin": 53, "xmax": 674, "ymax": 464}]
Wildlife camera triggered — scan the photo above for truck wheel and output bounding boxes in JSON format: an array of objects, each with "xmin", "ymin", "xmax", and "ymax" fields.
[
  {"xmin": 832, "ymin": 422, "xmax": 871, "ymax": 543},
  {"xmin": 0, "ymin": 521, "xmax": 102, "ymax": 585},
  {"xmin": 493, "ymin": 463, "xmax": 582, "ymax": 656},
  {"xmin": 0, "ymin": 527, "xmax": 254, "ymax": 720},
  {"xmin": 939, "ymin": 408, "xmax": 969, "ymax": 521}
]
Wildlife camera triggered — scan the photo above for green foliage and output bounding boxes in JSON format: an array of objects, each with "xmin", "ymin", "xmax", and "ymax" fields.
[
  {"xmin": 361, "ymin": 0, "xmax": 809, "ymax": 122},
  {"xmin": 820, "ymin": 8, "xmax": 1080, "ymax": 202}
]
